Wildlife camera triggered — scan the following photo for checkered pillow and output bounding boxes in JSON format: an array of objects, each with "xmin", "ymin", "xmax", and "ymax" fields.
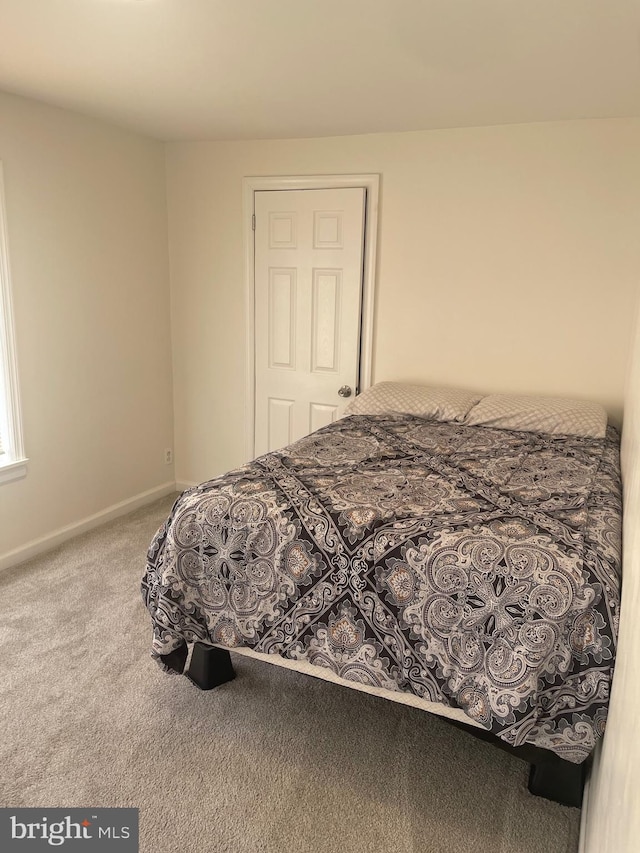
[
  {"xmin": 345, "ymin": 382, "xmax": 482, "ymax": 422},
  {"xmin": 464, "ymin": 394, "xmax": 607, "ymax": 438}
]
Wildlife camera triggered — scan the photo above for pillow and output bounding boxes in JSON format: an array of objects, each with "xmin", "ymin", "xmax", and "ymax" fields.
[
  {"xmin": 464, "ymin": 394, "xmax": 607, "ymax": 438},
  {"xmin": 344, "ymin": 381, "xmax": 482, "ymax": 422}
]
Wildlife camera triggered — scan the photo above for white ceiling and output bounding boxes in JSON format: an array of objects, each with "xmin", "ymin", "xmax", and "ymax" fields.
[{"xmin": 0, "ymin": 0, "xmax": 639, "ymax": 142}]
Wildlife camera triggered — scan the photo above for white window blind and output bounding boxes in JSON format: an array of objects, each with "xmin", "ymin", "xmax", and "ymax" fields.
[{"xmin": 0, "ymin": 161, "xmax": 27, "ymax": 484}]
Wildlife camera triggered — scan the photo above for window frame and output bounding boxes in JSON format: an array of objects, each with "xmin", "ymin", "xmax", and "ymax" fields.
[{"xmin": 0, "ymin": 161, "xmax": 27, "ymax": 484}]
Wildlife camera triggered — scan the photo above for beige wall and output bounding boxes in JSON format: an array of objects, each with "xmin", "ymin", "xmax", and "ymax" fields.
[
  {"xmin": 0, "ymin": 92, "xmax": 174, "ymax": 558},
  {"xmin": 3, "ymin": 109, "xmax": 638, "ymax": 557},
  {"xmin": 583, "ymin": 281, "xmax": 640, "ymax": 853},
  {"xmin": 166, "ymin": 118, "xmax": 640, "ymax": 485}
]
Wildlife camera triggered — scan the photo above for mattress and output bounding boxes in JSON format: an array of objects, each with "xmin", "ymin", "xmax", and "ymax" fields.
[{"xmin": 142, "ymin": 413, "xmax": 622, "ymax": 763}]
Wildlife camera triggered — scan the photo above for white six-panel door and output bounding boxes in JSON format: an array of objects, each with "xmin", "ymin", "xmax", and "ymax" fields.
[{"xmin": 254, "ymin": 187, "xmax": 366, "ymax": 457}]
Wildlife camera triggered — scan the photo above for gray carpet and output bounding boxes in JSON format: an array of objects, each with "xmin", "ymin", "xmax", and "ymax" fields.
[{"xmin": 0, "ymin": 496, "xmax": 580, "ymax": 853}]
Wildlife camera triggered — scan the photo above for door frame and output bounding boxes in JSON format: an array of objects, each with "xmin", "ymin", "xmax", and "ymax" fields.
[{"xmin": 243, "ymin": 174, "xmax": 379, "ymax": 461}]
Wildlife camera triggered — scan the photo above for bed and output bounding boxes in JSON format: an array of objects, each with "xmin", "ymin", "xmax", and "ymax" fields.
[{"xmin": 141, "ymin": 383, "xmax": 622, "ymax": 807}]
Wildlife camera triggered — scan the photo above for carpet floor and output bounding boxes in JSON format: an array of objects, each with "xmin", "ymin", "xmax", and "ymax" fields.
[{"xmin": 0, "ymin": 496, "xmax": 581, "ymax": 853}]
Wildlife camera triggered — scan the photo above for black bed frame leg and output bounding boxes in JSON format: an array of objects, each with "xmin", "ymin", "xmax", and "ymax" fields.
[
  {"xmin": 528, "ymin": 760, "xmax": 586, "ymax": 808},
  {"xmin": 186, "ymin": 643, "xmax": 236, "ymax": 690}
]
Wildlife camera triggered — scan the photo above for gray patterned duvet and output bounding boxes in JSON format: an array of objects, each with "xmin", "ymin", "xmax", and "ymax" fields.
[{"xmin": 142, "ymin": 415, "xmax": 622, "ymax": 763}]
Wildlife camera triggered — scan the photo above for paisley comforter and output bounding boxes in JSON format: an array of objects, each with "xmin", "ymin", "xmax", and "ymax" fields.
[{"xmin": 142, "ymin": 415, "xmax": 622, "ymax": 763}]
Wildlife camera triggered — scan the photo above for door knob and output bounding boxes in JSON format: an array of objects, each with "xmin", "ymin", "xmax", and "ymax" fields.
[{"xmin": 338, "ymin": 385, "xmax": 353, "ymax": 398}]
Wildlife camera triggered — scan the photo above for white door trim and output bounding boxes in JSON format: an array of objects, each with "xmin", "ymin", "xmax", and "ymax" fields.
[{"xmin": 243, "ymin": 174, "xmax": 379, "ymax": 462}]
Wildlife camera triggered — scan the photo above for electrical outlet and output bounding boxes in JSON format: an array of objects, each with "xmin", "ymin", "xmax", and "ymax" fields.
[{"xmin": 164, "ymin": 448, "xmax": 173, "ymax": 465}]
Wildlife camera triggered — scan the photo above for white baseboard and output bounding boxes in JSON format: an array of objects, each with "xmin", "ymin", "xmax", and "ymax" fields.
[
  {"xmin": 0, "ymin": 481, "xmax": 177, "ymax": 573},
  {"xmin": 175, "ymin": 480, "xmax": 198, "ymax": 491},
  {"xmin": 579, "ymin": 773, "xmax": 590, "ymax": 853},
  {"xmin": 578, "ymin": 739, "xmax": 600, "ymax": 853}
]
